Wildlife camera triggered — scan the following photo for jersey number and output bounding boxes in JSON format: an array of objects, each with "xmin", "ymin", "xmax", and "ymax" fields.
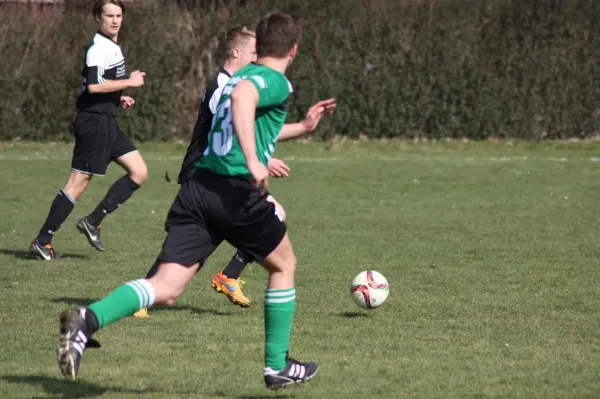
[{"xmin": 210, "ymin": 98, "xmax": 233, "ymax": 156}]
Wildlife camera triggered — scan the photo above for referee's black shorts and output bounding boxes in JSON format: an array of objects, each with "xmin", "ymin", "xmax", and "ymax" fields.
[
  {"xmin": 71, "ymin": 111, "xmax": 137, "ymax": 176},
  {"xmin": 156, "ymin": 170, "xmax": 286, "ymax": 267}
]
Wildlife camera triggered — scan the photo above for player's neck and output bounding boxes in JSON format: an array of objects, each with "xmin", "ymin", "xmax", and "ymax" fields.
[
  {"xmin": 100, "ymin": 29, "xmax": 118, "ymax": 42},
  {"xmin": 222, "ymin": 60, "xmax": 240, "ymax": 76},
  {"xmin": 255, "ymin": 57, "xmax": 289, "ymax": 74}
]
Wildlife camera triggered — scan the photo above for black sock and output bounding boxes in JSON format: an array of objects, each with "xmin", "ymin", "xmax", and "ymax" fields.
[
  {"xmin": 222, "ymin": 250, "xmax": 253, "ymax": 279},
  {"xmin": 87, "ymin": 175, "xmax": 140, "ymax": 227},
  {"xmin": 83, "ymin": 308, "xmax": 100, "ymax": 335},
  {"xmin": 37, "ymin": 189, "xmax": 76, "ymax": 246},
  {"xmin": 145, "ymin": 260, "xmax": 160, "ymax": 279}
]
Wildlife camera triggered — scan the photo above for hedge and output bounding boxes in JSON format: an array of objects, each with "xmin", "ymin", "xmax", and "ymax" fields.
[{"xmin": 1, "ymin": 0, "xmax": 599, "ymax": 141}]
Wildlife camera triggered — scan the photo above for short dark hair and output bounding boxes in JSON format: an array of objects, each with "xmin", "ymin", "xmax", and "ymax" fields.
[
  {"xmin": 92, "ymin": 0, "xmax": 126, "ymax": 20},
  {"xmin": 255, "ymin": 13, "xmax": 301, "ymax": 58}
]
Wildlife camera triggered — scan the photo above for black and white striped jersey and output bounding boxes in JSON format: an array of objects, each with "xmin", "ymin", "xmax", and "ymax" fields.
[
  {"xmin": 76, "ymin": 31, "xmax": 127, "ymax": 116},
  {"xmin": 196, "ymin": 68, "xmax": 232, "ymax": 136},
  {"xmin": 177, "ymin": 68, "xmax": 231, "ymax": 184},
  {"xmin": 194, "ymin": 68, "xmax": 231, "ymax": 154}
]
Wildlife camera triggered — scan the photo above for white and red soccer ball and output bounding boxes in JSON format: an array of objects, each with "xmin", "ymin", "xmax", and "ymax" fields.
[{"xmin": 350, "ymin": 270, "xmax": 389, "ymax": 309}]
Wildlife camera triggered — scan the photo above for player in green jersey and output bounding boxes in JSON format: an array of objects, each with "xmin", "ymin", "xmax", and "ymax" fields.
[{"xmin": 55, "ymin": 12, "xmax": 335, "ymax": 390}]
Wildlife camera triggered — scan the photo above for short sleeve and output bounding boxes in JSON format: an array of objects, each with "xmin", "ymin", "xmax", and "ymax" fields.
[
  {"xmin": 246, "ymin": 73, "xmax": 291, "ymax": 108},
  {"xmin": 85, "ymin": 44, "xmax": 105, "ymax": 67},
  {"xmin": 208, "ymin": 85, "xmax": 226, "ymax": 114},
  {"xmin": 85, "ymin": 45, "xmax": 105, "ymax": 84}
]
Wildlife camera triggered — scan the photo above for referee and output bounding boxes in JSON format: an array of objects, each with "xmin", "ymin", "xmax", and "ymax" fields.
[{"xmin": 30, "ymin": 0, "xmax": 148, "ymax": 260}]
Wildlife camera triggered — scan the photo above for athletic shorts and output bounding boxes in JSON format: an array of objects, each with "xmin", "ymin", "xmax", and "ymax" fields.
[
  {"xmin": 157, "ymin": 170, "xmax": 286, "ymax": 267},
  {"xmin": 71, "ymin": 111, "xmax": 137, "ymax": 176}
]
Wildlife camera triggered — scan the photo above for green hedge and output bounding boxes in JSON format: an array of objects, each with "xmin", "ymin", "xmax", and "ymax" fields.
[{"xmin": 1, "ymin": 0, "xmax": 600, "ymax": 141}]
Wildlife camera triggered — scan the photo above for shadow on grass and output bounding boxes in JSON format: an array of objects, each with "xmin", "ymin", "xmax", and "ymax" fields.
[
  {"xmin": 0, "ymin": 248, "xmax": 89, "ymax": 261},
  {"xmin": 1, "ymin": 374, "xmax": 155, "ymax": 399},
  {"xmin": 50, "ymin": 297, "xmax": 234, "ymax": 316},
  {"xmin": 226, "ymin": 393, "xmax": 293, "ymax": 399},
  {"xmin": 152, "ymin": 305, "xmax": 234, "ymax": 316},
  {"xmin": 338, "ymin": 311, "xmax": 370, "ymax": 318}
]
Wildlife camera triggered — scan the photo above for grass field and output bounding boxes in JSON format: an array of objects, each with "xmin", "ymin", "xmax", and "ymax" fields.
[{"xmin": 0, "ymin": 140, "xmax": 599, "ymax": 398}]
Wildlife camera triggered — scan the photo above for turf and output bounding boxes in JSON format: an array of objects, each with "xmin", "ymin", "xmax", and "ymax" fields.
[{"xmin": 0, "ymin": 140, "xmax": 599, "ymax": 398}]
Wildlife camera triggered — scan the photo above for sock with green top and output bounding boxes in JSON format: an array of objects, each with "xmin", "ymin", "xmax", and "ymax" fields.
[
  {"xmin": 264, "ymin": 288, "xmax": 296, "ymax": 371},
  {"xmin": 88, "ymin": 279, "xmax": 155, "ymax": 330}
]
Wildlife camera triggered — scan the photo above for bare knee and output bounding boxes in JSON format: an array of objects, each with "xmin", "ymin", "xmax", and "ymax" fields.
[
  {"xmin": 147, "ymin": 261, "xmax": 199, "ymax": 306},
  {"xmin": 148, "ymin": 277, "xmax": 185, "ymax": 306},
  {"xmin": 63, "ymin": 171, "xmax": 92, "ymax": 200},
  {"xmin": 129, "ymin": 162, "xmax": 148, "ymax": 186},
  {"xmin": 264, "ymin": 238, "xmax": 297, "ymax": 275},
  {"xmin": 117, "ymin": 151, "xmax": 148, "ymax": 185},
  {"xmin": 277, "ymin": 251, "xmax": 296, "ymax": 274}
]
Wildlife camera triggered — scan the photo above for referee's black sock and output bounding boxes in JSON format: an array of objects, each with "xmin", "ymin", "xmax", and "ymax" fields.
[
  {"xmin": 222, "ymin": 250, "xmax": 253, "ymax": 279},
  {"xmin": 87, "ymin": 175, "xmax": 140, "ymax": 227},
  {"xmin": 37, "ymin": 189, "xmax": 76, "ymax": 246}
]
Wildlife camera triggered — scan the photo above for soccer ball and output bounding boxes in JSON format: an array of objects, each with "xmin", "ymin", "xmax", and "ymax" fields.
[{"xmin": 350, "ymin": 270, "xmax": 389, "ymax": 309}]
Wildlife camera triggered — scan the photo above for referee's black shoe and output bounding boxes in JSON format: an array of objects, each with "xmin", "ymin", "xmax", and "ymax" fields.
[
  {"xmin": 76, "ymin": 218, "xmax": 105, "ymax": 252},
  {"xmin": 29, "ymin": 239, "xmax": 56, "ymax": 260}
]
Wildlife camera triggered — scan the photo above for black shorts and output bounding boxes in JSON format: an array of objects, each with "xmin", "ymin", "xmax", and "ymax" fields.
[
  {"xmin": 71, "ymin": 112, "xmax": 137, "ymax": 176},
  {"xmin": 157, "ymin": 170, "xmax": 286, "ymax": 266}
]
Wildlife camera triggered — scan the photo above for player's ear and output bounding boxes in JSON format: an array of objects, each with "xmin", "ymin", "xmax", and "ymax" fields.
[
  {"xmin": 289, "ymin": 44, "xmax": 298, "ymax": 61},
  {"xmin": 232, "ymin": 48, "xmax": 240, "ymax": 59}
]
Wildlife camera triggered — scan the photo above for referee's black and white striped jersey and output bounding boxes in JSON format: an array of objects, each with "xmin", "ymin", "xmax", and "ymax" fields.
[{"xmin": 76, "ymin": 31, "xmax": 127, "ymax": 116}]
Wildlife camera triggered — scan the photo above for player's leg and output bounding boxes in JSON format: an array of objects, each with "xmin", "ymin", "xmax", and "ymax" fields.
[
  {"xmin": 57, "ymin": 179, "xmax": 221, "ymax": 380},
  {"xmin": 228, "ymin": 191, "xmax": 317, "ymax": 389},
  {"xmin": 79, "ymin": 123, "xmax": 147, "ymax": 251},
  {"xmin": 260, "ymin": 234, "xmax": 318, "ymax": 389},
  {"xmin": 211, "ymin": 249, "xmax": 253, "ymax": 308},
  {"xmin": 133, "ymin": 254, "xmax": 208, "ymax": 318},
  {"xmin": 131, "ymin": 259, "xmax": 160, "ymax": 318},
  {"xmin": 212, "ymin": 195, "xmax": 286, "ymax": 308},
  {"xmin": 57, "ymin": 260, "xmax": 201, "ymax": 380},
  {"xmin": 30, "ymin": 112, "xmax": 104, "ymax": 260}
]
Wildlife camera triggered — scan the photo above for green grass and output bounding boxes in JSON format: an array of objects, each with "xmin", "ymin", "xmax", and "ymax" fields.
[{"xmin": 1, "ymin": 140, "xmax": 599, "ymax": 398}]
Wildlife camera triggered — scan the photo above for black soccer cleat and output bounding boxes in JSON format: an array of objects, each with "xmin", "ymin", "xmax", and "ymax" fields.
[
  {"xmin": 263, "ymin": 357, "xmax": 319, "ymax": 390},
  {"xmin": 76, "ymin": 218, "xmax": 105, "ymax": 251},
  {"xmin": 57, "ymin": 308, "xmax": 101, "ymax": 381},
  {"xmin": 29, "ymin": 239, "xmax": 56, "ymax": 261}
]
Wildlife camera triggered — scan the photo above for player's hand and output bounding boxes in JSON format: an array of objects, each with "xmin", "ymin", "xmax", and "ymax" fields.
[
  {"xmin": 268, "ymin": 157, "xmax": 290, "ymax": 178},
  {"xmin": 128, "ymin": 70, "xmax": 146, "ymax": 88},
  {"xmin": 301, "ymin": 98, "xmax": 336, "ymax": 133},
  {"xmin": 248, "ymin": 159, "xmax": 269, "ymax": 194},
  {"xmin": 120, "ymin": 96, "xmax": 135, "ymax": 109}
]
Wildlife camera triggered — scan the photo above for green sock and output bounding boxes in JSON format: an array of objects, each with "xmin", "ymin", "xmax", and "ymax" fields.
[
  {"xmin": 88, "ymin": 279, "xmax": 155, "ymax": 328},
  {"xmin": 264, "ymin": 288, "xmax": 296, "ymax": 371}
]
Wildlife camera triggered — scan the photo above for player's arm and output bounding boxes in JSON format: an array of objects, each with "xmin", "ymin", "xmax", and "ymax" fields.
[
  {"xmin": 278, "ymin": 98, "xmax": 337, "ymax": 141},
  {"xmin": 84, "ymin": 44, "xmax": 145, "ymax": 94},
  {"xmin": 231, "ymin": 80, "xmax": 259, "ymax": 162},
  {"xmin": 231, "ymin": 80, "xmax": 268, "ymax": 189},
  {"xmin": 88, "ymin": 71, "xmax": 145, "ymax": 94},
  {"xmin": 278, "ymin": 122, "xmax": 308, "ymax": 141}
]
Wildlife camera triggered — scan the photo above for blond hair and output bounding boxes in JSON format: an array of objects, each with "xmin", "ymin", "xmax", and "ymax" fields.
[{"xmin": 224, "ymin": 26, "xmax": 256, "ymax": 58}]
